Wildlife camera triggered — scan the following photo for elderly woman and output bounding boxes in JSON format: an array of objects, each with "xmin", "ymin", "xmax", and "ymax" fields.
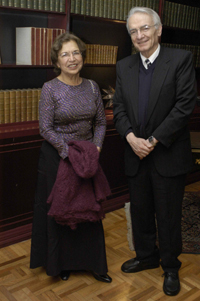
[{"xmin": 30, "ymin": 33, "xmax": 112, "ymax": 283}]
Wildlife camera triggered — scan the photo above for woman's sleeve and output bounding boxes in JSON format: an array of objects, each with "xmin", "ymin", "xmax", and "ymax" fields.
[
  {"xmin": 39, "ymin": 83, "xmax": 69, "ymax": 159},
  {"xmin": 92, "ymin": 81, "xmax": 107, "ymax": 149}
]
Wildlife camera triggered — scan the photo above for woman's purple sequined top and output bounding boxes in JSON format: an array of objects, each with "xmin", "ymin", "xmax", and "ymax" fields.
[{"xmin": 39, "ymin": 77, "xmax": 106, "ymax": 159}]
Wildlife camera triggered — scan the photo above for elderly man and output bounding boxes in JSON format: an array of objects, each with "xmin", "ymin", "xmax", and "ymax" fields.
[{"xmin": 113, "ymin": 7, "xmax": 196, "ymax": 296}]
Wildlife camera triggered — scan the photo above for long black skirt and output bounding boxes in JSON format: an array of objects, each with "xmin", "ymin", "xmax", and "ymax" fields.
[{"xmin": 30, "ymin": 141, "xmax": 108, "ymax": 276}]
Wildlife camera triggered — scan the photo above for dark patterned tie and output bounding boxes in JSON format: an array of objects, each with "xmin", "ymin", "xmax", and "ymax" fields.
[{"xmin": 145, "ymin": 59, "xmax": 151, "ymax": 69}]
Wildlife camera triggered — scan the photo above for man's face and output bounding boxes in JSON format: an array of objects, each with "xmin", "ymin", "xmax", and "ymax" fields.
[{"xmin": 128, "ymin": 12, "xmax": 162, "ymax": 58}]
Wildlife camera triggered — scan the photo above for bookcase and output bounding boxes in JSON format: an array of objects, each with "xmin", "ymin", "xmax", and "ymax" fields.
[
  {"xmin": 1, "ymin": 0, "xmax": 200, "ymax": 248},
  {"xmin": 0, "ymin": 1, "xmax": 70, "ymax": 248}
]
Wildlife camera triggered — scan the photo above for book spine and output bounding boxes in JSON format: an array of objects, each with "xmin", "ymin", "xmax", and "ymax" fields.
[
  {"xmin": 59, "ymin": 0, "xmax": 65, "ymax": 12},
  {"xmin": 75, "ymin": 0, "xmax": 81, "ymax": 14},
  {"xmin": 44, "ymin": 0, "xmax": 50, "ymax": 10},
  {"xmin": 55, "ymin": 0, "xmax": 59, "ymax": 11},
  {"xmin": 119, "ymin": 0, "xmax": 124, "ymax": 20},
  {"xmin": 71, "ymin": 0, "xmax": 75, "ymax": 13},
  {"xmin": 90, "ymin": 0, "xmax": 95, "ymax": 16},
  {"xmin": 107, "ymin": 0, "xmax": 112, "ymax": 19},
  {"xmin": 85, "ymin": 0, "xmax": 91, "ymax": 16},
  {"xmin": 8, "ymin": 0, "xmax": 14, "ymax": 6},
  {"xmin": 10, "ymin": 90, "xmax": 16, "ymax": 123},
  {"xmin": 26, "ymin": 89, "xmax": 32, "ymax": 121},
  {"xmin": 4, "ymin": 91, "xmax": 10, "ymax": 124},
  {"xmin": 38, "ymin": 0, "xmax": 44, "ymax": 10},
  {"xmin": 35, "ymin": 28, "xmax": 41, "ymax": 65},
  {"xmin": 2, "ymin": 0, "xmax": 8, "ymax": 5},
  {"xmin": 99, "ymin": 0, "xmax": 104, "ymax": 18},
  {"xmin": 15, "ymin": 89, "xmax": 21, "ymax": 123},
  {"xmin": 33, "ymin": 0, "xmax": 38, "ymax": 9},
  {"xmin": 81, "ymin": 0, "xmax": 86, "ymax": 15},
  {"xmin": 21, "ymin": 90, "xmax": 27, "ymax": 122},
  {"xmin": 111, "ymin": 0, "xmax": 116, "ymax": 20},
  {"xmin": 14, "ymin": 0, "xmax": 20, "ymax": 7},
  {"xmin": 27, "ymin": 0, "xmax": 33, "ymax": 8},
  {"xmin": 103, "ymin": 0, "xmax": 108, "ymax": 19},
  {"xmin": 32, "ymin": 89, "xmax": 38, "ymax": 120},
  {"xmin": 94, "ymin": 0, "xmax": 99, "ymax": 17},
  {"xmin": 20, "ymin": 0, "xmax": 27, "ymax": 8}
]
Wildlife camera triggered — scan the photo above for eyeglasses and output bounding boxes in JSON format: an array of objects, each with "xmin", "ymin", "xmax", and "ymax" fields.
[
  {"xmin": 59, "ymin": 50, "xmax": 82, "ymax": 59},
  {"xmin": 129, "ymin": 24, "xmax": 157, "ymax": 36}
]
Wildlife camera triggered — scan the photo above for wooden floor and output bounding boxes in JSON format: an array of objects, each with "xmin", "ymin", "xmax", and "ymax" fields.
[{"xmin": 0, "ymin": 182, "xmax": 200, "ymax": 301}]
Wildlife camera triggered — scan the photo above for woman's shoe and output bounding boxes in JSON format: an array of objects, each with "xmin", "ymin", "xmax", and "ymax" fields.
[
  {"xmin": 92, "ymin": 272, "xmax": 112, "ymax": 283},
  {"xmin": 60, "ymin": 270, "xmax": 70, "ymax": 281}
]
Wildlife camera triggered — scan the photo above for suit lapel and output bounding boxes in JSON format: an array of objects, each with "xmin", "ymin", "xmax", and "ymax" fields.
[
  {"xmin": 146, "ymin": 47, "xmax": 170, "ymax": 124},
  {"xmin": 127, "ymin": 53, "xmax": 140, "ymax": 124}
]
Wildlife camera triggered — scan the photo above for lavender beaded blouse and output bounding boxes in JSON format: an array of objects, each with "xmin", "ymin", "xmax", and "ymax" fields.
[{"xmin": 39, "ymin": 77, "xmax": 106, "ymax": 159}]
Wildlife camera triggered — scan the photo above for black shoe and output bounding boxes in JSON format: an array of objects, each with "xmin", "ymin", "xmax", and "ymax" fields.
[
  {"xmin": 163, "ymin": 272, "xmax": 180, "ymax": 296},
  {"xmin": 60, "ymin": 270, "xmax": 70, "ymax": 281},
  {"xmin": 92, "ymin": 272, "xmax": 112, "ymax": 283},
  {"xmin": 121, "ymin": 258, "xmax": 160, "ymax": 273}
]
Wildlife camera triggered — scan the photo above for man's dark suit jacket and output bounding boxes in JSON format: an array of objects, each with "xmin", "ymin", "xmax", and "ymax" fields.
[{"xmin": 113, "ymin": 46, "xmax": 197, "ymax": 178}]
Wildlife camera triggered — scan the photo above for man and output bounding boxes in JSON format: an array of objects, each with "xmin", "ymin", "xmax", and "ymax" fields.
[{"xmin": 113, "ymin": 7, "xmax": 197, "ymax": 297}]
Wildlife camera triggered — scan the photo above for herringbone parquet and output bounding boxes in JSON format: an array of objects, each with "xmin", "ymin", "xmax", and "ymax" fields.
[{"xmin": 0, "ymin": 182, "xmax": 200, "ymax": 300}]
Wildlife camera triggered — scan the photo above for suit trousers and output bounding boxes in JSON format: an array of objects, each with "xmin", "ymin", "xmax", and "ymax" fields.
[{"xmin": 128, "ymin": 154, "xmax": 186, "ymax": 272}]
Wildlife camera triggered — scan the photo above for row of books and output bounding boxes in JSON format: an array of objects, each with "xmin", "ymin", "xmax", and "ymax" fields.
[
  {"xmin": 0, "ymin": 88, "xmax": 41, "ymax": 124},
  {"xmin": 163, "ymin": 1, "xmax": 200, "ymax": 31},
  {"xmin": 162, "ymin": 43, "xmax": 200, "ymax": 68},
  {"xmin": 16, "ymin": 27, "xmax": 65, "ymax": 65},
  {"xmin": 85, "ymin": 44, "xmax": 118, "ymax": 64},
  {"xmin": 0, "ymin": 0, "xmax": 66, "ymax": 12},
  {"xmin": 71, "ymin": 0, "xmax": 159, "ymax": 21}
]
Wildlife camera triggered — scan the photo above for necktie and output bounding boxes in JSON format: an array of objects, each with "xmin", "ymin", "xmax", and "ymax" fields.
[{"xmin": 145, "ymin": 59, "xmax": 151, "ymax": 69}]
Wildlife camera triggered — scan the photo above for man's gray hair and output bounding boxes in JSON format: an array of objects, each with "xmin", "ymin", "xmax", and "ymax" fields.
[{"xmin": 126, "ymin": 7, "xmax": 162, "ymax": 34}]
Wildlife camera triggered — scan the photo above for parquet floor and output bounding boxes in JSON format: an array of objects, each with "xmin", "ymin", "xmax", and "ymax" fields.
[{"xmin": 0, "ymin": 182, "xmax": 200, "ymax": 301}]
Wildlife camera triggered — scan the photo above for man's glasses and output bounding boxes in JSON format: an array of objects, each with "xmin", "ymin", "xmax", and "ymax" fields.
[
  {"xmin": 59, "ymin": 50, "xmax": 82, "ymax": 59},
  {"xmin": 129, "ymin": 24, "xmax": 157, "ymax": 36}
]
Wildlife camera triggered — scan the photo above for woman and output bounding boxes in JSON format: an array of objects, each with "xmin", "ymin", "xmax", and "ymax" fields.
[{"xmin": 30, "ymin": 32, "xmax": 112, "ymax": 283}]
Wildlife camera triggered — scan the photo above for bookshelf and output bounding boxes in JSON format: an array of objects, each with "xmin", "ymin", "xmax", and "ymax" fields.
[{"xmin": 0, "ymin": 0, "xmax": 70, "ymax": 248}]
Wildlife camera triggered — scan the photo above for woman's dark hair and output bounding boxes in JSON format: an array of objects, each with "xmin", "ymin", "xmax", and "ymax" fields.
[{"xmin": 51, "ymin": 32, "xmax": 86, "ymax": 75}]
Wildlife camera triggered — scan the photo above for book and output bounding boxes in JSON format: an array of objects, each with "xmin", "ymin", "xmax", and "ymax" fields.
[
  {"xmin": 8, "ymin": 0, "xmax": 14, "ymax": 6},
  {"xmin": 32, "ymin": 89, "xmax": 38, "ymax": 120},
  {"xmin": 4, "ymin": 90, "xmax": 10, "ymax": 124},
  {"xmin": 49, "ymin": 0, "xmax": 55, "ymax": 11},
  {"xmin": 33, "ymin": 0, "xmax": 38, "ymax": 9},
  {"xmin": 10, "ymin": 90, "xmax": 16, "ymax": 123},
  {"xmin": 15, "ymin": 89, "xmax": 21, "ymax": 122},
  {"xmin": 26, "ymin": 89, "xmax": 32, "ymax": 121},
  {"xmin": 44, "ymin": 0, "xmax": 50, "ymax": 11},
  {"xmin": 20, "ymin": 0, "xmax": 27, "ymax": 8},
  {"xmin": 59, "ymin": 0, "xmax": 65, "ymax": 12},
  {"xmin": 16, "ymin": 27, "xmax": 65, "ymax": 65},
  {"xmin": 16, "ymin": 27, "xmax": 36, "ymax": 65},
  {"xmin": 14, "ymin": 0, "xmax": 20, "ymax": 7},
  {"xmin": 35, "ymin": 27, "xmax": 41, "ymax": 65},
  {"xmin": 27, "ymin": 0, "xmax": 33, "ymax": 8},
  {"xmin": 2, "ymin": 0, "xmax": 8, "ymax": 5},
  {"xmin": 21, "ymin": 89, "xmax": 27, "ymax": 122}
]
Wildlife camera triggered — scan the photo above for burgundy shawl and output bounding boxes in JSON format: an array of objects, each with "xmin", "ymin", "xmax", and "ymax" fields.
[{"xmin": 47, "ymin": 140, "xmax": 111, "ymax": 229}]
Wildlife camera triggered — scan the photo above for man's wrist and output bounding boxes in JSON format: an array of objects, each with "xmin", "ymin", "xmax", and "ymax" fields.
[{"xmin": 148, "ymin": 136, "xmax": 158, "ymax": 146}]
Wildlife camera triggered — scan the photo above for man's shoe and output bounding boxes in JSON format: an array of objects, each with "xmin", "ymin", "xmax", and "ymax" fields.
[
  {"xmin": 60, "ymin": 270, "xmax": 70, "ymax": 281},
  {"xmin": 121, "ymin": 258, "xmax": 159, "ymax": 273},
  {"xmin": 163, "ymin": 272, "xmax": 180, "ymax": 296},
  {"xmin": 92, "ymin": 272, "xmax": 112, "ymax": 283}
]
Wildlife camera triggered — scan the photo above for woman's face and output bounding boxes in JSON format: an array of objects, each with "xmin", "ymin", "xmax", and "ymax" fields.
[{"xmin": 57, "ymin": 40, "xmax": 83, "ymax": 77}]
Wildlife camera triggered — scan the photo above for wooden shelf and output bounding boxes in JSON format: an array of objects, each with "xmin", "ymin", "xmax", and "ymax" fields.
[{"xmin": 0, "ymin": 121, "xmax": 39, "ymax": 139}]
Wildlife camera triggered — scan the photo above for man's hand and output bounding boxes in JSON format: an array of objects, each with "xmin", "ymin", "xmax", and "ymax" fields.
[{"xmin": 126, "ymin": 132, "xmax": 154, "ymax": 159}]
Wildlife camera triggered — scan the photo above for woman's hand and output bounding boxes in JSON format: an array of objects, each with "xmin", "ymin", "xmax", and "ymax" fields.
[{"xmin": 97, "ymin": 146, "xmax": 101, "ymax": 153}]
